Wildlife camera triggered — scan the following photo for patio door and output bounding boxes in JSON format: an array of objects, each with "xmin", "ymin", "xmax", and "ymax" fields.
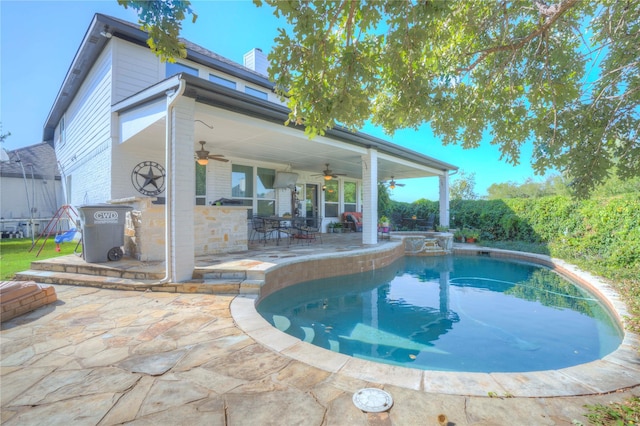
[{"xmin": 305, "ymin": 184, "xmax": 318, "ymax": 218}]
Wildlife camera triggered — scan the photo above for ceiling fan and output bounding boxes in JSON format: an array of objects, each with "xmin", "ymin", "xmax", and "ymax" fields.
[
  {"xmin": 384, "ymin": 176, "xmax": 405, "ymax": 190},
  {"xmin": 313, "ymin": 163, "xmax": 347, "ymax": 181},
  {"xmin": 195, "ymin": 141, "xmax": 228, "ymax": 165}
]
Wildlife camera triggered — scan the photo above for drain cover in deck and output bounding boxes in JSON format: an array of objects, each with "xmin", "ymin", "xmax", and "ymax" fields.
[{"xmin": 352, "ymin": 388, "xmax": 393, "ymax": 412}]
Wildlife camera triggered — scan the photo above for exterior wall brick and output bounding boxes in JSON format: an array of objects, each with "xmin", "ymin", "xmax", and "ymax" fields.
[{"xmin": 0, "ymin": 284, "xmax": 57, "ymax": 322}]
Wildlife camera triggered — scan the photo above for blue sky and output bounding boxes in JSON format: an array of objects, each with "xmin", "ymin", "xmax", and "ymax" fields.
[{"xmin": 1, "ymin": 0, "xmax": 551, "ymax": 202}]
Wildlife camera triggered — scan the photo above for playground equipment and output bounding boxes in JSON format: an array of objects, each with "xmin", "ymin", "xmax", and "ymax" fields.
[
  {"xmin": 29, "ymin": 205, "xmax": 81, "ymax": 257},
  {"xmin": 54, "ymin": 228, "xmax": 77, "ymax": 252}
]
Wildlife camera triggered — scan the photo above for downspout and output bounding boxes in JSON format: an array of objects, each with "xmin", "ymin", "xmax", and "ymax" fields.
[{"xmin": 156, "ymin": 78, "xmax": 186, "ymax": 285}]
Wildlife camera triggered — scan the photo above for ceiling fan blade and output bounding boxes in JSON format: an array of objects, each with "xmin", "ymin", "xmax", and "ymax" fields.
[{"xmin": 209, "ymin": 156, "xmax": 229, "ymax": 162}]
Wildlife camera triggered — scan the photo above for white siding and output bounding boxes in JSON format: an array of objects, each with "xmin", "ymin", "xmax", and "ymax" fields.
[
  {"xmin": 55, "ymin": 44, "xmax": 114, "ymax": 207},
  {"xmin": 112, "ymin": 39, "xmax": 162, "ymax": 104},
  {"xmin": 0, "ymin": 176, "xmax": 64, "ymax": 220}
]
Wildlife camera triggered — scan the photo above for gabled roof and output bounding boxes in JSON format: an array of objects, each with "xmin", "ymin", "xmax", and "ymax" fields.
[
  {"xmin": 43, "ymin": 13, "xmax": 273, "ymax": 142},
  {"xmin": 0, "ymin": 143, "xmax": 60, "ymax": 179},
  {"xmin": 44, "ymin": 13, "xmax": 458, "ymax": 176}
]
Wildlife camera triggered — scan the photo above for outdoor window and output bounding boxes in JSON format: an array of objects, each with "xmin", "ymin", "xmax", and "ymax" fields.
[
  {"xmin": 232, "ymin": 164, "xmax": 253, "ymax": 198},
  {"xmin": 166, "ymin": 62, "xmax": 198, "ymax": 78},
  {"xmin": 324, "ymin": 180, "xmax": 339, "ymax": 218},
  {"xmin": 256, "ymin": 167, "xmax": 276, "ymax": 216},
  {"xmin": 232, "ymin": 164, "xmax": 254, "ymax": 217},
  {"xmin": 209, "ymin": 74, "xmax": 236, "ymax": 89},
  {"xmin": 231, "ymin": 164, "xmax": 276, "ymax": 217},
  {"xmin": 195, "ymin": 163, "xmax": 206, "ymax": 205},
  {"xmin": 344, "ymin": 181, "xmax": 357, "ymax": 212},
  {"xmin": 244, "ymin": 86, "xmax": 268, "ymax": 100}
]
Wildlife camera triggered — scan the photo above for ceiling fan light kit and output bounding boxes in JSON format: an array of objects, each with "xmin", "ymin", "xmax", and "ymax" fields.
[
  {"xmin": 313, "ymin": 163, "xmax": 346, "ymax": 181},
  {"xmin": 386, "ymin": 176, "xmax": 405, "ymax": 190},
  {"xmin": 195, "ymin": 141, "xmax": 228, "ymax": 165}
]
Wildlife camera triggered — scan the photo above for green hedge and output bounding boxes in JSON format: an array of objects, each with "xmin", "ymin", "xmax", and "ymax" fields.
[
  {"xmin": 385, "ymin": 193, "xmax": 639, "ymax": 333},
  {"xmin": 447, "ymin": 193, "xmax": 640, "ymax": 273}
]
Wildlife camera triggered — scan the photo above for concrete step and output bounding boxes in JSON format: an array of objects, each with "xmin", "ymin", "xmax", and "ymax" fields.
[
  {"xmin": 193, "ymin": 265, "xmax": 267, "ymax": 282},
  {"xmin": 29, "ymin": 257, "xmax": 166, "ymax": 281},
  {"xmin": 192, "ymin": 269, "xmax": 247, "ymax": 280},
  {"xmin": 14, "ymin": 269, "xmax": 162, "ymax": 291},
  {"xmin": 15, "ymin": 270, "xmax": 263, "ymax": 295}
]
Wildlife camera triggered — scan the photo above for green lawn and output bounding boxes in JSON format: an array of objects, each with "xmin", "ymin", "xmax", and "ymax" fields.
[{"xmin": 0, "ymin": 237, "xmax": 79, "ymax": 280}]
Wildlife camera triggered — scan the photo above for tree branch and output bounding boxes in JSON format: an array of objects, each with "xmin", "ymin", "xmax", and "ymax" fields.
[{"xmin": 457, "ymin": 0, "xmax": 580, "ymax": 73}]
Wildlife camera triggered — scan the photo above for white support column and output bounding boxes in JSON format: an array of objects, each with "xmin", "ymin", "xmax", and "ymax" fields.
[
  {"xmin": 361, "ymin": 149, "xmax": 378, "ymax": 244},
  {"xmin": 439, "ymin": 173, "xmax": 450, "ymax": 228},
  {"xmin": 169, "ymin": 96, "xmax": 196, "ymax": 282}
]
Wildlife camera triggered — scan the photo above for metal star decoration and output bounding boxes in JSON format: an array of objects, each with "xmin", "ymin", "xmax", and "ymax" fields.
[{"xmin": 131, "ymin": 161, "xmax": 166, "ymax": 196}]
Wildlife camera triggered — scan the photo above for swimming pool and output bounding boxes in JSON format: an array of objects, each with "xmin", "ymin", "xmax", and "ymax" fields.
[{"xmin": 257, "ymin": 255, "xmax": 623, "ymax": 373}]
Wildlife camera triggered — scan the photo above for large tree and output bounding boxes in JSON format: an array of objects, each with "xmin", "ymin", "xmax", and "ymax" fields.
[{"xmin": 122, "ymin": 0, "xmax": 639, "ymax": 198}]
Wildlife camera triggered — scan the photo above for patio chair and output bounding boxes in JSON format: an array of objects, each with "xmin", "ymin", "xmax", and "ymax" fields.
[
  {"xmin": 279, "ymin": 217, "xmax": 301, "ymax": 245},
  {"xmin": 342, "ymin": 212, "xmax": 363, "ymax": 232},
  {"xmin": 295, "ymin": 216, "xmax": 322, "ymax": 244},
  {"xmin": 250, "ymin": 216, "xmax": 275, "ymax": 244}
]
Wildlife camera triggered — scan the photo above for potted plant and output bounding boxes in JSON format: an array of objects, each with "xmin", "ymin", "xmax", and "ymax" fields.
[
  {"xmin": 379, "ymin": 216, "xmax": 390, "ymax": 233},
  {"xmin": 464, "ymin": 228, "xmax": 479, "ymax": 243},
  {"xmin": 454, "ymin": 229, "xmax": 465, "ymax": 242}
]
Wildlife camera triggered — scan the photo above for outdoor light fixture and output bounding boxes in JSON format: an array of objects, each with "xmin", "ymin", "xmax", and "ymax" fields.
[
  {"xmin": 386, "ymin": 176, "xmax": 404, "ymax": 190},
  {"xmin": 322, "ymin": 185, "xmax": 326, "ymax": 191},
  {"xmin": 100, "ymin": 26, "xmax": 112, "ymax": 38},
  {"xmin": 195, "ymin": 141, "xmax": 228, "ymax": 165},
  {"xmin": 314, "ymin": 163, "xmax": 346, "ymax": 180}
]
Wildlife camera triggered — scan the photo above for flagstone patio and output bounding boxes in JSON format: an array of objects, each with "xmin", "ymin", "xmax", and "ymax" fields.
[{"xmin": 2, "ymin": 234, "xmax": 639, "ymax": 424}]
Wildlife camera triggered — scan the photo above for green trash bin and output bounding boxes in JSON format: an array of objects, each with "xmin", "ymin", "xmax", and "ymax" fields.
[{"xmin": 78, "ymin": 204, "xmax": 132, "ymax": 262}]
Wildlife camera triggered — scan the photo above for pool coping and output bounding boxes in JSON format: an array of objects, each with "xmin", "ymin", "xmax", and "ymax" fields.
[{"xmin": 230, "ymin": 242, "xmax": 640, "ymax": 397}]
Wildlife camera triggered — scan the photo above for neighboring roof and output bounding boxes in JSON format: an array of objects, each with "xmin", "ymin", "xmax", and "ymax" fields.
[{"xmin": 0, "ymin": 143, "xmax": 61, "ymax": 179}]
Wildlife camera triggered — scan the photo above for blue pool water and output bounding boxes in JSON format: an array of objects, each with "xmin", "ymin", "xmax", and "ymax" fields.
[{"xmin": 257, "ymin": 255, "xmax": 623, "ymax": 372}]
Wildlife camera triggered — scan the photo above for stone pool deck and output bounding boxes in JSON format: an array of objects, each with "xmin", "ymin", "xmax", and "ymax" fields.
[{"xmin": 2, "ymin": 235, "xmax": 639, "ymax": 424}]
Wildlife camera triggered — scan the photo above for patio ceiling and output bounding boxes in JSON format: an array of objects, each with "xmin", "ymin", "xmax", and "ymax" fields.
[{"xmin": 116, "ymin": 74, "xmax": 456, "ymax": 183}]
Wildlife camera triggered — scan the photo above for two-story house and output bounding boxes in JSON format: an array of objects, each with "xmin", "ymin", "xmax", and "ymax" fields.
[{"xmin": 43, "ymin": 13, "xmax": 457, "ymax": 282}]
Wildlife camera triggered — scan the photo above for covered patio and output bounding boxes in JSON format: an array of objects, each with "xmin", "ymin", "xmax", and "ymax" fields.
[{"xmin": 112, "ymin": 73, "xmax": 457, "ymax": 282}]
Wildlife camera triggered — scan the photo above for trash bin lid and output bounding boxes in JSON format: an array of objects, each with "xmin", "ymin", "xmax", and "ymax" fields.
[{"xmin": 79, "ymin": 204, "xmax": 133, "ymax": 209}]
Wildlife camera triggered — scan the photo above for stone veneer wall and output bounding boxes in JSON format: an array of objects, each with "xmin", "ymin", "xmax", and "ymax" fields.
[
  {"xmin": 259, "ymin": 242, "xmax": 406, "ymax": 302},
  {"xmin": 193, "ymin": 206, "xmax": 249, "ymax": 255},
  {"xmin": 111, "ymin": 197, "xmax": 249, "ymax": 261}
]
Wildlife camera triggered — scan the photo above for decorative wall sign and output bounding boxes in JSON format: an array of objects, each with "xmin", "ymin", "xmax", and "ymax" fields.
[{"xmin": 131, "ymin": 161, "xmax": 166, "ymax": 196}]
